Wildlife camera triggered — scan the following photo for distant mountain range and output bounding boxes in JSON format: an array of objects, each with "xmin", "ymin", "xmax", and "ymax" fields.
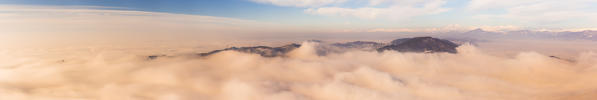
[
  {"xmin": 440, "ymin": 29, "xmax": 597, "ymax": 42},
  {"xmin": 193, "ymin": 37, "xmax": 459, "ymax": 58},
  {"xmin": 146, "ymin": 29, "xmax": 597, "ymax": 59},
  {"xmin": 145, "ymin": 35, "xmax": 578, "ymax": 62}
]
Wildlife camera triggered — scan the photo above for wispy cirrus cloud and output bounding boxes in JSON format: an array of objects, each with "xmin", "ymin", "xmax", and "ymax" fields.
[
  {"xmin": 250, "ymin": 0, "xmax": 347, "ymax": 7},
  {"xmin": 0, "ymin": 5, "xmax": 304, "ymax": 47},
  {"xmin": 305, "ymin": 0, "xmax": 450, "ymax": 20},
  {"xmin": 251, "ymin": 0, "xmax": 451, "ymax": 21}
]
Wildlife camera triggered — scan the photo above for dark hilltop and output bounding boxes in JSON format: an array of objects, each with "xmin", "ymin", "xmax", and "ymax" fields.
[{"xmin": 377, "ymin": 37, "xmax": 459, "ymax": 53}]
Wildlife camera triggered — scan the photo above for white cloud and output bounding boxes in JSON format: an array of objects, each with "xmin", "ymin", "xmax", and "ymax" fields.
[
  {"xmin": 368, "ymin": 0, "xmax": 387, "ymax": 6},
  {"xmin": 467, "ymin": 0, "xmax": 541, "ymax": 11},
  {"xmin": 305, "ymin": 0, "xmax": 450, "ymax": 20},
  {"xmin": 305, "ymin": 7, "xmax": 385, "ymax": 19},
  {"xmin": 250, "ymin": 0, "xmax": 347, "ymax": 7}
]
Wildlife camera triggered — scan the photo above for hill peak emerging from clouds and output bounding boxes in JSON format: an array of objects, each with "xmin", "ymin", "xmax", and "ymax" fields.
[{"xmin": 378, "ymin": 37, "xmax": 459, "ymax": 53}]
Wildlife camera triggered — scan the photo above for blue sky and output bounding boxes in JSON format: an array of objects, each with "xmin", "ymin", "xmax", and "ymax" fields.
[
  {"xmin": 1, "ymin": 0, "xmax": 597, "ymax": 32},
  {"xmin": 0, "ymin": 0, "xmax": 304, "ymax": 20}
]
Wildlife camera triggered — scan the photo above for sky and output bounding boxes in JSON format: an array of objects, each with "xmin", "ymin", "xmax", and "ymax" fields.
[
  {"xmin": 1, "ymin": 0, "xmax": 596, "ymax": 30},
  {"xmin": 1, "ymin": 0, "xmax": 597, "ymax": 46}
]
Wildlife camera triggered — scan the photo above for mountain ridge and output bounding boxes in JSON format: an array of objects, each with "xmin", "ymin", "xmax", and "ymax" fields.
[{"xmin": 193, "ymin": 37, "xmax": 460, "ymax": 58}]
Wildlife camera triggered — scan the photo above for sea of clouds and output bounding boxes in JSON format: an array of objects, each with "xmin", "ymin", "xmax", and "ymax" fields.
[{"xmin": 1, "ymin": 42, "xmax": 597, "ymax": 100}]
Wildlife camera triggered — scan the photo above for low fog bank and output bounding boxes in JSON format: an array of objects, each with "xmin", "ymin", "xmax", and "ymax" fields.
[
  {"xmin": 1, "ymin": 42, "xmax": 597, "ymax": 100},
  {"xmin": 475, "ymin": 39, "xmax": 597, "ymax": 58}
]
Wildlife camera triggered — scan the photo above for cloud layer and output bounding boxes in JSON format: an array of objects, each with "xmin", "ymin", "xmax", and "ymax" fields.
[{"xmin": 1, "ymin": 42, "xmax": 597, "ymax": 100}]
